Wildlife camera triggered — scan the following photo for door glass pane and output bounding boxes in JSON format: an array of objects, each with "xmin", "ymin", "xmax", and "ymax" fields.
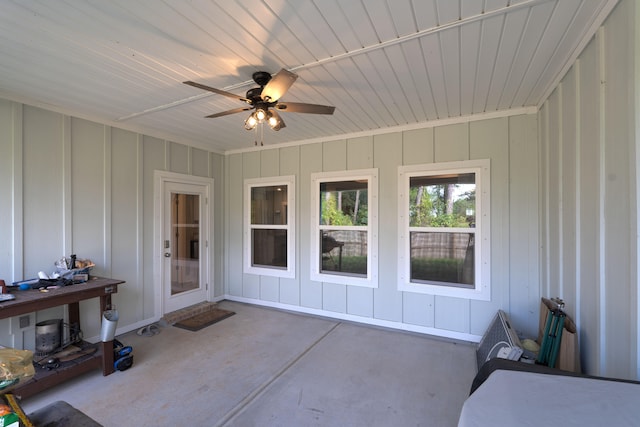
[{"xmin": 171, "ymin": 193, "xmax": 199, "ymax": 295}]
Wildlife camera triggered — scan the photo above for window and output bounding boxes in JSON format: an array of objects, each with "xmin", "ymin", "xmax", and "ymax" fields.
[
  {"xmin": 244, "ymin": 176, "xmax": 295, "ymax": 278},
  {"xmin": 398, "ymin": 159, "xmax": 490, "ymax": 300},
  {"xmin": 310, "ymin": 169, "xmax": 378, "ymax": 287}
]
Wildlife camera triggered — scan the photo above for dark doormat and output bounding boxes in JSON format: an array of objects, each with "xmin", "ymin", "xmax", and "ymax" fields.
[{"xmin": 174, "ymin": 308, "xmax": 235, "ymax": 332}]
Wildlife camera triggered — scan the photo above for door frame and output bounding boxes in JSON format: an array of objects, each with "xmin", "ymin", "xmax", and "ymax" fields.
[{"xmin": 153, "ymin": 170, "xmax": 214, "ymax": 316}]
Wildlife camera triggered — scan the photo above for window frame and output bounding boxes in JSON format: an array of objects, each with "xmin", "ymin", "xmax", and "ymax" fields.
[
  {"xmin": 397, "ymin": 159, "xmax": 490, "ymax": 300},
  {"xmin": 310, "ymin": 169, "xmax": 378, "ymax": 288},
  {"xmin": 244, "ymin": 175, "xmax": 295, "ymax": 278}
]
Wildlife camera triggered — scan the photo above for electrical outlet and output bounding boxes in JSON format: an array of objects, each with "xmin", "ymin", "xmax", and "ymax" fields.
[{"xmin": 19, "ymin": 315, "xmax": 30, "ymax": 329}]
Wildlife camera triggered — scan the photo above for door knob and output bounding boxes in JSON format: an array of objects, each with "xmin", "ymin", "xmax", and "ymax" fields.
[{"xmin": 164, "ymin": 253, "xmax": 171, "ymax": 257}]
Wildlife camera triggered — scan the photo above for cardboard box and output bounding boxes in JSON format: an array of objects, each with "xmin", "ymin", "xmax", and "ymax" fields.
[
  {"xmin": 537, "ymin": 297, "xmax": 581, "ymax": 373},
  {"xmin": 0, "ymin": 412, "xmax": 19, "ymax": 427}
]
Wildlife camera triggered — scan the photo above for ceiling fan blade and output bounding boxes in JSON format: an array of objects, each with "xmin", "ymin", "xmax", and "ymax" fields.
[
  {"xmin": 275, "ymin": 101, "xmax": 335, "ymax": 115},
  {"xmin": 205, "ymin": 107, "xmax": 252, "ymax": 118},
  {"xmin": 261, "ymin": 69, "xmax": 298, "ymax": 102},
  {"xmin": 183, "ymin": 81, "xmax": 251, "ymax": 104}
]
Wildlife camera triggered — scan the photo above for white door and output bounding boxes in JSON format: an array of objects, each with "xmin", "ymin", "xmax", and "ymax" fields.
[{"xmin": 156, "ymin": 174, "xmax": 211, "ymax": 314}]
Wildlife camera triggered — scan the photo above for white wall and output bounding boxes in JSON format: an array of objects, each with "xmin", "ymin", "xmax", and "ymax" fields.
[
  {"xmin": 0, "ymin": 101, "xmax": 225, "ymax": 349},
  {"xmin": 224, "ymin": 114, "xmax": 540, "ymax": 342},
  {"xmin": 1, "ymin": 0, "xmax": 636, "ymax": 382},
  {"xmin": 538, "ymin": 0, "xmax": 639, "ymax": 380}
]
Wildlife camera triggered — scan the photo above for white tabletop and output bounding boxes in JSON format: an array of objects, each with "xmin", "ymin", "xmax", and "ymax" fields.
[{"xmin": 458, "ymin": 369, "xmax": 640, "ymax": 427}]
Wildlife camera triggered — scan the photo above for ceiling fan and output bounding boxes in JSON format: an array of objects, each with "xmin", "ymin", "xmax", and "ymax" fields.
[{"xmin": 184, "ymin": 69, "xmax": 335, "ymax": 132}]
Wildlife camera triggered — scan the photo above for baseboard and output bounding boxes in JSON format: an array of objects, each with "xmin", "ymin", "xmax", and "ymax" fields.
[
  {"xmin": 223, "ymin": 294, "xmax": 482, "ymax": 343},
  {"xmin": 88, "ymin": 294, "xmax": 482, "ymax": 345}
]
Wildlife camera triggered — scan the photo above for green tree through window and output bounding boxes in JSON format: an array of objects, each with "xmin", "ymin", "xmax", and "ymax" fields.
[
  {"xmin": 409, "ymin": 176, "xmax": 475, "ymax": 228},
  {"xmin": 320, "ymin": 183, "xmax": 368, "ymax": 226}
]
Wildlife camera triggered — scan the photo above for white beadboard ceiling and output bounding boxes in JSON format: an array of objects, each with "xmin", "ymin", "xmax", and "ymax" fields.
[{"xmin": 0, "ymin": 0, "xmax": 617, "ymax": 153}]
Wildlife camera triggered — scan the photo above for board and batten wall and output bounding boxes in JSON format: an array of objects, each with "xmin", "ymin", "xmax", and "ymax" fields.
[
  {"xmin": 538, "ymin": 0, "xmax": 640, "ymax": 380},
  {"xmin": 0, "ymin": 99, "xmax": 225, "ymax": 349},
  {"xmin": 224, "ymin": 113, "xmax": 540, "ymax": 342},
  {"xmin": 1, "ymin": 0, "xmax": 636, "ymax": 384}
]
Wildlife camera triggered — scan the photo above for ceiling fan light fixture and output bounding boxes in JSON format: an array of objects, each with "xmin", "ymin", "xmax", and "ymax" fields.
[
  {"xmin": 244, "ymin": 114, "xmax": 258, "ymax": 130},
  {"xmin": 267, "ymin": 110, "xmax": 283, "ymax": 131},
  {"xmin": 255, "ymin": 108, "xmax": 267, "ymax": 122}
]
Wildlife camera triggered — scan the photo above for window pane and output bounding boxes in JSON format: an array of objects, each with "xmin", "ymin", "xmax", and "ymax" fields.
[
  {"xmin": 320, "ymin": 230, "xmax": 367, "ymax": 276},
  {"xmin": 409, "ymin": 173, "xmax": 475, "ymax": 228},
  {"xmin": 320, "ymin": 181, "xmax": 368, "ymax": 226},
  {"xmin": 251, "ymin": 185, "xmax": 287, "ymax": 225},
  {"xmin": 252, "ymin": 229, "xmax": 287, "ymax": 268},
  {"xmin": 410, "ymin": 232, "xmax": 474, "ymax": 286}
]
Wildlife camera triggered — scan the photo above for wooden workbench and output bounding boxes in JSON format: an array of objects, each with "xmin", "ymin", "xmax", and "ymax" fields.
[{"xmin": 0, "ymin": 277, "xmax": 124, "ymax": 399}]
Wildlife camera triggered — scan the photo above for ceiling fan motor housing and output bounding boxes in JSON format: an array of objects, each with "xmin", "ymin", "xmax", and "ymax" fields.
[
  {"xmin": 245, "ymin": 87, "xmax": 264, "ymax": 103},
  {"xmin": 252, "ymin": 71, "xmax": 272, "ymax": 87}
]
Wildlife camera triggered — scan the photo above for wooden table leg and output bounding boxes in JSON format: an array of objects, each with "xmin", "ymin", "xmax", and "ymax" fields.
[
  {"xmin": 99, "ymin": 294, "xmax": 111, "ymax": 313},
  {"xmin": 68, "ymin": 302, "xmax": 80, "ymax": 326},
  {"xmin": 101, "ymin": 341, "xmax": 114, "ymax": 376}
]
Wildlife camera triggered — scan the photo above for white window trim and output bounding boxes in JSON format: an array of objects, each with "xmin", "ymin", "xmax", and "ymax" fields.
[
  {"xmin": 397, "ymin": 159, "xmax": 491, "ymax": 300},
  {"xmin": 244, "ymin": 175, "xmax": 296, "ymax": 279},
  {"xmin": 310, "ymin": 169, "xmax": 378, "ymax": 288}
]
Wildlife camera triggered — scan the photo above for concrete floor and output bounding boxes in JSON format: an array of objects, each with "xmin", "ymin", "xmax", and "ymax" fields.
[{"xmin": 21, "ymin": 301, "xmax": 477, "ymax": 427}]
